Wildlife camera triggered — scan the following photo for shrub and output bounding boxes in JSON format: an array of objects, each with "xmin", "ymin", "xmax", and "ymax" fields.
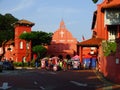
[{"xmin": 102, "ymin": 40, "xmax": 117, "ymax": 56}]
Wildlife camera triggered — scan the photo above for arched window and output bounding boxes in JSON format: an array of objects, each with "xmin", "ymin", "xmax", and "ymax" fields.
[{"xmin": 20, "ymin": 41, "xmax": 23, "ymax": 49}]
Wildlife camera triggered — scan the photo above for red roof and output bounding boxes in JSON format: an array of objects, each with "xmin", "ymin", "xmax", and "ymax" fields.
[
  {"xmin": 5, "ymin": 40, "xmax": 14, "ymax": 45},
  {"xmin": 14, "ymin": 19, "xmax": 35, "ymax": 27},
  {"xmin": 78, "ymin": 38, "xmax": 103, "ymax": 47},
  {"xmin": 102, "ymin": 0, "xmax": 120, "ymax": 9}
]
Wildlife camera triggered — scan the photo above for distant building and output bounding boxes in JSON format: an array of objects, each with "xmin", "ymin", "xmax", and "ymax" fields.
[{"xmin": 47, "ymin": 20, "xmax": 78, "ymax": 58}]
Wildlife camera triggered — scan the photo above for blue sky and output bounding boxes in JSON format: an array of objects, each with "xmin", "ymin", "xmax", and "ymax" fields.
[{"xmin": 0, "ymin": 0, "xmax": 102, "ymax": 41}]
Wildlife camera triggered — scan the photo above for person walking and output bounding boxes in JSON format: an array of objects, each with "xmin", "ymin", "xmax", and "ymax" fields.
[{"xmin": 62, "ymin": 58, "xmax": 67, "ymax": 71}]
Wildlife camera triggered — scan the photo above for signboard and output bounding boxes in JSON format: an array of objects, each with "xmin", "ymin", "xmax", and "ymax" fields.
[{"xmin": 105, "ymin": 9, "xmax": 120, "ymax": 25}]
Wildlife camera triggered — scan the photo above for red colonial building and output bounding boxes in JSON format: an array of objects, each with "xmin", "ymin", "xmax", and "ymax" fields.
[
  {"xmin": 78, "ymin": 0, "xmax": 120, "ymax": 84},
  {"xmin": 3, "ymin": 19, "xmax": 34, "ymax": 62},
  {"xmin": 47, "ymin": 20, "xmax": 77, "ymax": 58}
]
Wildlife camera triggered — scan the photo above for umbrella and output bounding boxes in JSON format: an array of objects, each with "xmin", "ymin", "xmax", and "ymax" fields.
[{"xmin": 72, "ymin": 55, "xmax": 80, "ymax": 60}]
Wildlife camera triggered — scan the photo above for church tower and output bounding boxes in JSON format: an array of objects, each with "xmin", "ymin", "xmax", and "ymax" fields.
[
  {"xmin": 14, "ymin": 19, "xmax": 34, "ymax": 62},
  {"xmin": 47, "ymin": 19, "xmax": 77, "ymax": 58}
]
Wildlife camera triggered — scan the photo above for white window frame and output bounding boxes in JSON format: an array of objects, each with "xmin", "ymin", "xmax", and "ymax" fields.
[{"xmin": 20, "ymin": 41, "xmax": 23, "ymax": 49}]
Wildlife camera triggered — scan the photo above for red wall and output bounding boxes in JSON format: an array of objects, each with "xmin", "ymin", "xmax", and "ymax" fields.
[
  {"xmin": 93, "ymin": 0, "xmax": 120, "ymax": 84},
  {"xmin": 98, "ymin": 39, "xmax": 120, "ymax": 84},
  {"xmin": 14, "ymin": 25, "xmax": 32, "ymax": 62},
  {"xmin": 94, "ymin": 2, "xmax": 108, "ymax": 40},
  {"xmin": 47, "ymin": 20, "xmax": 77, "ymax": 58},
  {"xmin": 99, "ymin": 55, "xmax": 120, "ymax": 84}
]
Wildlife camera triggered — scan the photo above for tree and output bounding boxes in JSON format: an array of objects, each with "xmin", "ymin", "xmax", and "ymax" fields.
[
  {"xmin": 0, "ymin": 13, "xmax": 18, "ymax": 61},
  {"xmin": 32, "ymin": 45, "xmax": 47, "ymax": 59},
  {"xmin": 19, "ymin": 32, "xmax": 34, "ymax": 58},
  {"xmin": 0, "ymin": 13, "xmax": 18, "ymax": 45},
  {"xmin": 19, "ymin": 31, "xmax": 53, "ymax": 59},
  {"xmin": 92, "ymin": 0, "xmax": 98, "ymax": 3},
  {"xmin": 19, "ymin": 31, "xmax": 53, "ymax": 47},
  {"xmin": 31, "ymin": 31, "xmax": 53, "ymax": 47},
  {"xmin": 19, "ymin": 32, "xmax": 34, "ymax": 42}
]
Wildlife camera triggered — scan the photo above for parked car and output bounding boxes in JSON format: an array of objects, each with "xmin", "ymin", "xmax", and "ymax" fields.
[{"xmin": 2, "ymin": 61, "xmax": 14, "ymax": 70}]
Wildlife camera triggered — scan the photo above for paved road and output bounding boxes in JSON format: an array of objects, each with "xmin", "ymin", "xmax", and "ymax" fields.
[{"xmin": 0, "ymin": 69, "xmax": 120, "ymax": 90}]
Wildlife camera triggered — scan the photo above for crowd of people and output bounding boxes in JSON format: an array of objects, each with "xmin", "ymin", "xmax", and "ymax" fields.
[{"xmin": 39, "ymin": 56, "xmax": 80, "ymax": 71}]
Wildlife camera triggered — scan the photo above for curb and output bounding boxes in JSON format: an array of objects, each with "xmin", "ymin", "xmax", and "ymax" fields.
[
  {"xmin": 94, "ymin": 70, "xmax": 120, "ymax": 90},
  {"xmin": 15, "ymin": 67, "xmax": 41, "ymax": 69}
]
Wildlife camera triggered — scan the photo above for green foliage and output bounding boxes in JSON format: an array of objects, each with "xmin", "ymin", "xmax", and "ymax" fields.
[
  {"xmin": 32, "ymin": 45, "xmax": 47, "ymax": 54},
  {"xmin": 32, "ymin": 45, "xmax": 47, "ymax": 58},
  {"xmin": 13, "ymin": 62, "xmax": 35, "ymax": 67},
  {"xmin": 92, "ymin": 0, "xmax": 98, "ymax": 3},
  {"xmin": 0, "ymin": 13, "xmax": 18, "ymax": 45},
  {"xmin": 0, "ymin": 13, "xmax": 18, "ymax": 31},
  {"xmin": 31, "ymin": 31, "xmax": 53, "ymax": 47},
  {"xmin": 19, "ymin": 32, "xmax": 33, "ymax": 42},
  {"xmin": 19, "ymin": 31, "xmax": 53, "ymax": 46},
  {"xmin": 102, "ymin": 40, "xmax": 117, "ymax": 56},
  {"xmin": 30, "ymin": 59, "xmax": 36, "ymax": 67},
  {"xmin": 13, "ymin": 62, "xmax": 23, "ymax": 67},
  {"xmin": 0, "ymin": 31, "xmax": 14, "ymax": 46}
]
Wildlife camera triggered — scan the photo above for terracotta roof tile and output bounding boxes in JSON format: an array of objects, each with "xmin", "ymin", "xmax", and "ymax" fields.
[
  {"xmin": 78, "ymin": 38, "xmax": 104, "ymax": 47},
  {"xmin": 14, "ymin": 19, "xmax": 35, "ymax": 26},
  {"xmin": 102, "ymin": 0, "xmax": 120, "ymax": 9},
  {"xmin": 5, "ymin": 40, "xmax": 14, "ymax": 45}
]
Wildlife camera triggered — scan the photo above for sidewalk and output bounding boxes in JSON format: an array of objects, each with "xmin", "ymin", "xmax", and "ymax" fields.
[
  {"xmin": 94, "ymin": 70, "xmax": 120, "ymax": 90},
  {"xmin": 15, "ymin": 66, "xmax": 41, "ymax": 69}
]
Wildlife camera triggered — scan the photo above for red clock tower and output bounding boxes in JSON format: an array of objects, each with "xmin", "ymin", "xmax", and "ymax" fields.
[{"xmin": 14, "ymin": 19, "xmax": 34, "ymax": 62}]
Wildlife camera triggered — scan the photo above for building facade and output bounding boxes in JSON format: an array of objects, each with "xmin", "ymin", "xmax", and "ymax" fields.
[
  {"xmin": 47, "ymin": 20, "xmax": 77, "ymax": 58},
  {"xmin": 3, "ymin": 19, "xmax": 34, "ymax": 62},
  {"xmin": 91, "ymin": 0, "xmax": 120, "ymax": 83},
  {"xmin": 77, "ymin": 0, "xmax": 120, "ymax": 84}
]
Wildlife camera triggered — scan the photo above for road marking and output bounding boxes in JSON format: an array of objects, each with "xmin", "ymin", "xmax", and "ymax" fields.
[
  {"xmin": 0, "ymin": 82, "xmax": 12, "ymax": 90},
  {"xmin": 34, "ymin": 81, "xmax": 38, "ymax": 85},
  {"xmin": 40, "ymin": 86, "xmax": 45, "ymax": 90},
  {"xmin": 40, "ymin": 71, "xmax": 56, "ymax": 75},
  {"xmin": 48, "ymin": 72, "xmax": 56, "ymax": 74},
  {"xmin": 70, "ymin": 81, "xmax": 87, "ymax": 87},
  {"xmin": 103, "ymin": 85, "xmax": 112, "ymax": 90}
]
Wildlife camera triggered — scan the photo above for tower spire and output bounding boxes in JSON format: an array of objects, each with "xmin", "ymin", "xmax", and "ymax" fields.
[{"xmin": 60, "ymin": 19, "xmax": 66, "ymax": 29}]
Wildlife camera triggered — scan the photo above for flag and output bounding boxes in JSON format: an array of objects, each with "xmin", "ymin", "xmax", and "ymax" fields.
[{"xmin": 82, "ymin": 35, "xmax": 85, "ymax": 41}]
